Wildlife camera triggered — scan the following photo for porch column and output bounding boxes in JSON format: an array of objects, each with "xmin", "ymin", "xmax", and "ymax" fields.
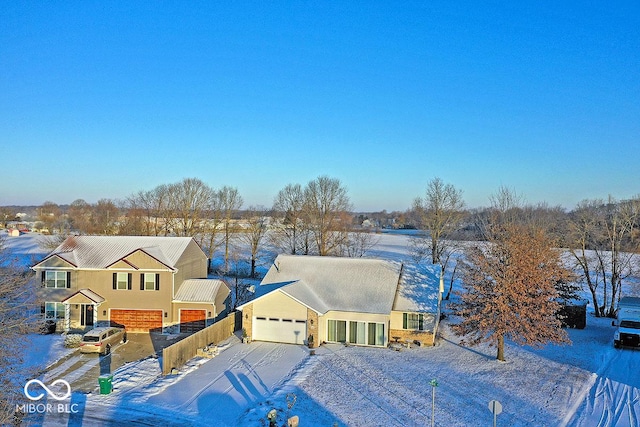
[
  {"xmin": 93, "ymin": 303, "xmax": 99, "ymax": 327},
  {"xmin": 64, "ymin": 303, "xmax": 71, "ymax": 332}
]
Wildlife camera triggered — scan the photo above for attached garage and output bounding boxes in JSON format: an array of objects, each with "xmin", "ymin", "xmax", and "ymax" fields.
[
  {"xmin": 111, "ymin": 309, "xmax": 163, "ymax": 332},
  {"xmin": 180, "ymin": 309, "xmax": 207, "ymax": 333},
  {"xmin": 252, "ymin": 317, "xmax": 307, "ymax": 344}
]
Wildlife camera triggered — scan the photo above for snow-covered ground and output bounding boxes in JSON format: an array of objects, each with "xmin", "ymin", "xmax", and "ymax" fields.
[{"xmin": 7, "ymin": 231, "xmax": 640, "ymax": 426}]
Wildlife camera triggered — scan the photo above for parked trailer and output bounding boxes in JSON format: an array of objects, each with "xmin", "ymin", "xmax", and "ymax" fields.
[{"xmin": 614, "ymin": 296, "xmax": 640, "ymax": 349}]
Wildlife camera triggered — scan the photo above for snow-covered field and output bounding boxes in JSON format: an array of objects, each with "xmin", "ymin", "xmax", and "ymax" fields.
[{"xmin": 6, "ymin": 231, "xmax": 640, "ymax": 426}]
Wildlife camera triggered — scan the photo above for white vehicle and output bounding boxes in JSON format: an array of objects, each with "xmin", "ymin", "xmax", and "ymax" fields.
[{"xmin": 613, "ymin": 296, "xmax": 640, "ymax": 349}]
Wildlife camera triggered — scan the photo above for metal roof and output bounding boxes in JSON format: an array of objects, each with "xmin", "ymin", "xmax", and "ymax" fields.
[
  {"xmin": 36, "ymin": 236, "xmax": 196, "ymax": 270},
  {"xmin": 173, "ymin": 279, "xmax": 230, "ymax": 303}
]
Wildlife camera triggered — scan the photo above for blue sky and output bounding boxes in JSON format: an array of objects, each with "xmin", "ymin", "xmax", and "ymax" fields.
[{"xmin": 1, "ymin": 2, "xmax": 638, "ymax": 211}]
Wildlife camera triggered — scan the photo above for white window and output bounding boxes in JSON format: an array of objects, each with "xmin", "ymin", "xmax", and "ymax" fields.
[
  {"xmin": 367, "ymin": 322, "xmax": 385, "ymax": 346},
  {"xmin": 45, "ymin": 302, "xmax": 65, "ymax": 320},
  {"xmin": 116, "ymin": 272, "xmax": 129, "ymax": 290},
  {"xmin": 45, "ymin": 271, "xmax": 67, "ymax": 288},
  {"xmin": 327, "ymin": 320, "xmax": 347, "ymax": 343},
  {"xmin": 403, "ymin": 313, "xmax": 424, "ymax": 330},
  {"xmin": 349, "ymin": 321, "xmax": 366, "ymax": 345},
  {"xmin": 328, "ymin": 319, "xmax": 385, "ymax": 347},
  {"xmin": 143, "ymin": 273, "xmax": 156, "ymax": 291}
]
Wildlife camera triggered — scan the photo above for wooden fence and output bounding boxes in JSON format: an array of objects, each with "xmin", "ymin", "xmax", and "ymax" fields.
[{"xmin": 162, "ymin": 311, "xmax": 241, "ymax": 375}]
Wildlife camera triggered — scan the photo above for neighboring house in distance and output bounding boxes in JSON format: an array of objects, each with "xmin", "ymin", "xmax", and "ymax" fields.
[
  {"xmin": 237, "ymin": 254, "xmax": 442, "ymax": 348},
  {"xmin": 31, "ymin": 236, "xmax": 230, "ymax": 333}
]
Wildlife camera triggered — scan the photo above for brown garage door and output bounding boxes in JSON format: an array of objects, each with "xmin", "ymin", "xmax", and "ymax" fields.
[
  {"xmin": 180, "ymin": 309, "xmax": 206, "ymax": 333},
  {"xmin": 111, "ymin": 309, "xmax": 163, "ymax": 332}
]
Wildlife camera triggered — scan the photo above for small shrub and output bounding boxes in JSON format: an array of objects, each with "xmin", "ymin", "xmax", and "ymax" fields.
[{"xmin": 64, "ymin": 334, "xmax": 82, "ymax": 348}]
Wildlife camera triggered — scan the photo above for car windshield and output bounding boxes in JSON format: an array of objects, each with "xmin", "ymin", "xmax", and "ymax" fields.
[
  {"xmin": 82, "ymin": 335, "xmax": 100, "ymax": 342},
  {"xmin": 620, "ymin": 320, "xmax": 640, "ymax": 329}
]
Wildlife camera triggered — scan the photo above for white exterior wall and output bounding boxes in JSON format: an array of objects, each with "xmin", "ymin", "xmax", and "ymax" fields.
[{"xmin": 253, "ymin": 291, "xmax": 308, "ymax": 319}]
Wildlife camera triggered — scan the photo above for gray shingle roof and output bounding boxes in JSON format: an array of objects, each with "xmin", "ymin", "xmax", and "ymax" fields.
[
  {"xmin": 247, "ymin": 255, "xmax": 442, "ymax": 315},
  {"xmin": 258, "ymin": 255, "xmax": 403, "ymax": 315}
]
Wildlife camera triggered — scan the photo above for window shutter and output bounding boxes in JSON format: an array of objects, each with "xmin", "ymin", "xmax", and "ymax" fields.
[
  {"xmin": 419, "ymin": 314, "xmax": 424, "ymax": 331},
  {"xmin": 41, "ymin": 304, "xmax": 45, "ymax": 314},
  {"xmin": 113, "ymin": 273, "xmax": 117, "ymax": 290},
  {"xmin": 41, "ymin": 271, "xmax": 45, "ymax": 287},
  {"xmin": 155, "ymin": 274, "xmax": 160, "ymax": 291},
  {"xmin": 66, "ymin": 271, "xmax": 71, "ymax": 288},
  {"xmin": 140, "ymin": 274, "xmax": 145, "ymax": 290},
  {"xmin": 402, "ymin": 313, "xmax": 407, "ymax": 329},
  {"xmin": 127, "ymin": 273, "xmax": 132, "ymax": 290}
]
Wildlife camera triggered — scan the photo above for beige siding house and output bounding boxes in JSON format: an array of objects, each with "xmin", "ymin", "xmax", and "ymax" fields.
[
  {"xmin": 32, "ymin": 236, "xmax": 230, "ymax": 333},
  {"xmin": 238, "ymin": 255, "xmax": 442, "ymax": 348}
]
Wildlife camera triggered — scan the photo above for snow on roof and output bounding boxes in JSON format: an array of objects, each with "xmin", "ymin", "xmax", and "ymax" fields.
[
  {"xmin": 62, "ymin": 288, "xmax": 106, "ymax": 304},
  {"xmin": 393, "ymin": 262, "xmax": 441, "ymax": 313},
  {"xmin": 257, "ymin": 255, "xmax": 403, "ymax": 315},
  {"xmin": 174, "ymin": 279, "xmax": 230, "ymax": 303},
  {"xmin": 35, "ymin": 236, "xmax": 196, "ymax": 270}
]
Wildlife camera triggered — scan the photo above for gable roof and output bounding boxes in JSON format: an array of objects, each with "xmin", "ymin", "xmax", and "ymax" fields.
[
  {"xmin": 173, "ymin": 279, "xmax": 230, "ymax": 303},
  {"xmin": 62, "ymin": 288, "xmax": 106, "ymax": 304},
  {"xmin": 245, "ymin": 255, "xmax": 403, "ymax": 315},
  {"xmin": 33, "ymin": 236, "xmax": 198, "ymax": 270},
  {"xmin": 392, "ymin": 262, "xmax": 441, "ymax": 313}
]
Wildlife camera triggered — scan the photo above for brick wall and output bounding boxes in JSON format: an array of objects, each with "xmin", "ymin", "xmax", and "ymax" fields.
[
  {"xmin": 307, "ymin": 308, "xmax": 319, "ymax": 348},
  {"xmin": 242, "ymin": 303, "xmax": 253, "ymax": 339},
  {"xmin": 389, "ymin": 329, "xmax": 434, "ymax": 346}
]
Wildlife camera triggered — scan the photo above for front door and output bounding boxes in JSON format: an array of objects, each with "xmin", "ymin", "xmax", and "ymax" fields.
[{"xmin": 81, "ymin": 304, "xmax": 94, "ymax": 327}]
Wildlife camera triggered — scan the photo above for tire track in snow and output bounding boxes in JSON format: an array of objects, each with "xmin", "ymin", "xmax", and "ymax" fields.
[
  {"xmin": 314, "ymin": 346, "xmax": 431, "ymax": 426},
  {"xmin": 564, "ymin": 348, "xmax": 640, "ymax": 426}
]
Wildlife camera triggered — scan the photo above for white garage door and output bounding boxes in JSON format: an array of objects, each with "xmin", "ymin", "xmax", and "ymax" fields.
[{"xmin": 252, "ymin": 316, "xmax": 307, "ymax": 344}]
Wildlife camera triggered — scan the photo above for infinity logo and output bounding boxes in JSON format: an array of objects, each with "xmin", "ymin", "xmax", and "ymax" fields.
[{"xmin": 24, "ymin": 379, "xmax": 72, "ymax": 401}]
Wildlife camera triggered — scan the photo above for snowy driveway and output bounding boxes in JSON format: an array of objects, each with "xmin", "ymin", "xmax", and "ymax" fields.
[
  {"xmin": 146, "ymin": 339, "xmax": 310, "ymax": 424},
  {"xmin": 37, "ymin": 336, "xmax": 312, "ymax": 426}
]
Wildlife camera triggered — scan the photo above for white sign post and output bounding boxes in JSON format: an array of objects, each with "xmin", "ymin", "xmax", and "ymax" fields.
[
  {"xmin": 429, "ymin": 379, "xmax": 438, "ymax": 427},
  {"xmin": 488, "ymin": 400, "xmax": 502, "ymax": 427}
]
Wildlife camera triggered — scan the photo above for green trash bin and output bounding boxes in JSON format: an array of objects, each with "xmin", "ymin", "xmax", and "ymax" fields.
[{"xmin": 98, "ymin": 374, "xmax": 113, "ymax": 395}]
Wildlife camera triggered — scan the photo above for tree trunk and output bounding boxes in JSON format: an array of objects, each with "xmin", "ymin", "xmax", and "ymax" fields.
[{"xmin": 496, "ymin": 335, "xmax": 505, "ymax": 361}]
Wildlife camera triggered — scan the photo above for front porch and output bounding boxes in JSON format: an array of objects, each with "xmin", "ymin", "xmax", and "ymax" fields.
[{"xmin": 60, "ymin": 289, "xmax": 106, "ymax": 332}]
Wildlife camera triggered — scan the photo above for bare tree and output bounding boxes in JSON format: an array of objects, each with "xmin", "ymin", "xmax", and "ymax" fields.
[
  {"xmin": 452, "ymin": 222, "xmax": 573, "ymax": 361},
  {"xmin": 67, "ymin": 199, "xmax": 92, "ymax": 233},
  {"xmin": 302, "ymin": 176, "xmax": 352, "ymax": 256},
  {"xmin": 92, "ymin": 198, "xmax": 120, "ymax": 235},
  {"xmin": 166, "ymin": 178, "xmax": 215, "ymax": 237},
  {"xmin": 0, "ymin": 236, "xmax": 40, "ymax": 424},
  {"xmin": 218, "ymin": 186, "xmax": 243, "ymax": 271},
  {"xmin": 240, "ymin": 206, "xmax": 269, "ymax": 278},
  {"xmin": 197, "ymin": 190, "xmax": 224, "ymax": 273},
  {"xmin": 271, "ymin": 183, "xmax": 305, "ymax": 255},
  {"xmin": 340, "ymin": 230, "xmax": 380, "ymax": 257},
  {"xmin": 569, "ymin": 196, "xmax": 639, "ymax": 317},
  {"xmin": 413, "ymin": 177, "xmax": 465, "ymax": 264}
]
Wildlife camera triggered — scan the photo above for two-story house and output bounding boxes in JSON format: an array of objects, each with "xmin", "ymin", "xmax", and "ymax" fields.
[{"xmin": 32, "ymin": 236, "xmax": 230, "ymax": 333}]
